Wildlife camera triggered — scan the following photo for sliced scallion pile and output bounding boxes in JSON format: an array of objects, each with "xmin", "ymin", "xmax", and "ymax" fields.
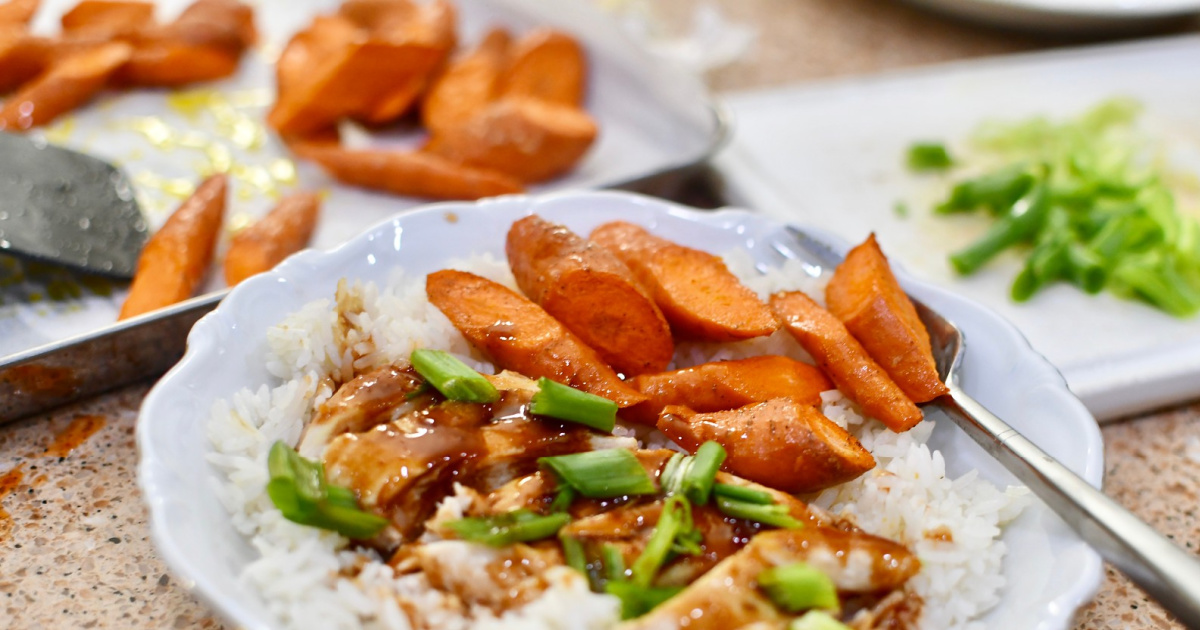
[
  {"xmin": 409, "ymin": 348, "xmax": 499, "ymax": 403},
  {"xmin": 445, "ymin": 509, "xmax": 569, "ymax": 546},
  {"xmin": 529, "ymin": 377, "xmax": 618, "ymax": 432},
  {"xmin": 266, "ymin": 441, "xmax": 388, "ymax": 539},
  {"xmin": 661, "ymin": 441, "xmax": 726, "ymax": 505},
  {"xmin": 758, "ymin": 562, "xmax": 841, "ymax": 614},
  {"xmin": 538, "ymin": 449, "xmax": 657, "ymax": 498}
]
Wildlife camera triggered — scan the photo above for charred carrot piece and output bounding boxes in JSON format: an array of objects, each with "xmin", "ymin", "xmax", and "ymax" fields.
[
  {"xmin": 591, "ymin": 221, "xmax": 779, "ymax": 342},
  {"xmin": 296, "ymin": 143, "xmax": 522, "ymax": 200},
  {"xmin": 0, "ymin": 41, "xmax": 131, "ymax": 131},
  {"xmin": 500, "ymin": 28, "xmax": 585, "ymax": 107},
  {"xmin": 506, "ymin": 215, "xmax": 674, "ymax": 377},
  {"xmin": 119, "ymin": 174, "xmax": 227, "ymax": 319},
  {"xmin": 623, "ymin": 356, "xmax": 833, "ymax": 426},
  {"xmin": 426, "ymin": 269, "xmax": 647, "ymax": 408},
  {"xmin": 658, "ymin": 398, "xmax": 875, "ymax": 494},
  {"xmin": 826, "ymin": 235, "xmax": 948, "ymax": 404},
  {"xmin": 61, "ymin": 0, "xmax": 155, "ymax": 37},
  {"xmin": 0, "ymin": 0, "xmax": 38, "ymax": 26},
  {"xmin": 769, "ymin": 291, "xmax": 923, "ymax": 432},
  {"xmin": 425, "ymin": 98, "xmax": 597, "ymax": 183},
  {"xmin": 223, "ymin": 191, "xmax": 321, "ymax": 286},
  {"xmin": 421, "ymin": 27, "xmax": 510, "ymax": 134}
]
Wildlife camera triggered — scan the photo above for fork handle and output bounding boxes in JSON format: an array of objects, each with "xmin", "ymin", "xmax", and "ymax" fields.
[{"xmin": 939, "ymin": 385, "xmax": 1200, "ymax": 625}]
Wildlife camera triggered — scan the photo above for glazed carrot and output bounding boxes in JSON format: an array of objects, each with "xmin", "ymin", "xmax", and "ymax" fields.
[
  {"xmin": 0, "ymin": 0, "xmax": 38, "ymax": 25},
  {"xmin": 421, "ymin": 27, "xmax": 510, "ymax": 134},
  {"xmin": 769, "ymin": 290, "xmax": 922, "ymax": 432},
  {"xmin": 119, "ymin": 174, "xmax": 227, "ymax": 320},
  {"xmin": 358, "ymin": 0, "xmax": 454, "ymax": 124},
  {"xmin": 113, "ymin": 0, "xmax": 255, "ymax": 86},
  {"xmin": 0, "ymin": 30, "xmax": 50, "ymax": 92},
  {"xmin": 295, "ymin": 144, "xmax": 522, "ymax": 200},
  {"xmin": 61, "ymin": 0, "xmax": 154, "ymax": 37},
  {"xmin": 657, "ymin": 398, "xmax": 875, "ymax": 493},
  {"xmin": 426, "ymin": 269, "xmax": 647, "ymax": 407},
  {"xmin": 425, "ymin": 98, "xmax": 597, "ymax": 183},
  {"xmin": 0, "ymin": 41, "xmax": 131, "ymax": 131},
  {"xmin": 826, "ymin": 234, "xmax": 948, "ymax": 404},
  {"xmin": 273, "ymin": 14, "xmax": 357, "ymax": 99},
  {"xmin": 337, "ymin": 0, "xmax": 415, "ymax": 30},
  {"xmin": 500, "ymin": 28, "xmax": 585, "ymax": 107},
  {"xmin": 591, "ymin": 221, "xmax": 778, "ymax": 342},
  {"xmin": 506, "ymin": 215, "xmax": 674, "ymax": 377},
  {"xmin": 622, "ymin": 356, "xmax": 834, "ymax": 426},
  {"xmin": 223, "ymin": 191, "xmax": 321, "ymax": 286}
]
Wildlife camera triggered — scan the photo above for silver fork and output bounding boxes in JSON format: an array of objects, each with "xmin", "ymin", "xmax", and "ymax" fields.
[{"xmin": 786, "ymin": 225, "xmax": 1200, "ymax": 627}]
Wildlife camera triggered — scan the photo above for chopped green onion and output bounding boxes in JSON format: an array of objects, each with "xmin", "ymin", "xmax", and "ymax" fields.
[
  {"xmin": 549, "ymin": 484, "xmax": 577, "ymax": 513},
  {"xmin": 716, "ymin": 496, "xmax": 803, "ymax": 530},
  {"xmin": 560, "ymin": 534, "xmax": 588, "ymax": 576},
  {"xmin": 605, "ymin": 581, "xmax": 683, "ymax": 620},
  {"xmin": 529, "ymin": 377, "xmax": 617, "ymax": 432},
  {"xmin": 789, "ymin": 610, "xmax": 852, "ymax": 630},
  {"xmin": 409, "ymin": 348, "xmax": 499, "ymax": 403},
  {"xmin": 936, "ymin": 165, "xmax": 1034, "ymax": 215},
  {"xmin": 660, "ymin": 452, "xmax": 686, "ymax": 496},
  {"xmin": 266, "ymin": 441, "xmax": 388, "ymax": 539},
  {"xmin": 539, "ymin": 450, "xmax": 657, "ymax": 499},
  {"xmin": 446, "ymin": 510, "xmax": 569, "ymax": 546},
  {"xmin": 681, "ymin": 442, "xmax": 725, "ymax": 504},
  {"xmin": 602, "ymin": 544, "xmax": 627, "ymax": 582},
  {"xmin": 949, "ymin": 182, "xmax": 1050, "ymax": 275},
  {"xmin": 713, "ymin": 482, "xmax": 774, "ymax": 505},
  {"xmin": 758, "ymin": 563, "xmax": 840, "ymax": 614},
  {"xmin": 906, "ymin": 142, "xmax": 954, "ymax": 172},
  {"xmin": 631, "ymin": 495, "xmax": 689, "ymax": 586},
  {"xmin": 404, "ymin": 381, "xmax": 432, "ymax": 400}
]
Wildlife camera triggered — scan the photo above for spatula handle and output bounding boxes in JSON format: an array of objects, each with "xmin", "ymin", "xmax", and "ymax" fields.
[{"xmin": 939, "ymin": 386, "xmax": 1200, "ymax": 626}]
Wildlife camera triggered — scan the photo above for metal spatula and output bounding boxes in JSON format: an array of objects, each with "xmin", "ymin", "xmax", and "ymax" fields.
[
  {"xmin": 0, "ymin": 133, "xmax": 148, "ymax": 278},
  {"xmin": 786, "ymin": 225, "xmax": 1200, "ymax": 627}
]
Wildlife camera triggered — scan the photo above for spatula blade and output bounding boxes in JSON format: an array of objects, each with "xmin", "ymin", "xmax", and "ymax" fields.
[{"xmin": 0, "ymin": 133, "xmax": 148, "ymax": 279}]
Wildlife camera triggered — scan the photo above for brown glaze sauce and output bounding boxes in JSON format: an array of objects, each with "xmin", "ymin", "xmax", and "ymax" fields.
[
  {"xmin": 1, "ymin": 364, "xmax": 78, "ymax": 398},
  {"xmin": 44, "ymin": 414, "xmax": 106, "ymax": 458},
  {"xmin": 0, "ymin": 464, "xmax": 25, "ymax": 537}
]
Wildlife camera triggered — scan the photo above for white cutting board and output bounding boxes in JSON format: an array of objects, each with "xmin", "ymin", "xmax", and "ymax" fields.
[{"xmin": 716, "ymin": 34, "xmax": 1200, "ymax": 422}]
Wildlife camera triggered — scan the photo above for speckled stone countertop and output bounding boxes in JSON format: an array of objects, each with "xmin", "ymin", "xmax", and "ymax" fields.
[{"xmin": 2, "ymin": 1, "xmax": 1200, "ymax": 628}]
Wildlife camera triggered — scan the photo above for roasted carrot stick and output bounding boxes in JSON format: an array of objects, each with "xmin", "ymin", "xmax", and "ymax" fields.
[
  {"xmin": 295, "ymin": 143, "xmax": 522, "ymax": 200},
  {"xmin": 425, "ymin": 98, "xmax": 597, "ymax": 183},
  {"xmin": 421, "ymin": 27, "xmax": 510, "ymax": 134},
  {"xmin": 119, "ymin": 174, "xmax": 227, "ymax": 320},
  {"xmin": 223, "ymin": 191, "xmax": 321, "ymax": 286},
  {"xmin": 359, "ymin": 0, "xmax": 454, "ymax": 124},
  {"xmin": 113, "ymin": 0, "xmax": 255, "ymax": 86},
  {"xmin": 500, "ymin": 28, "xmax": 585, "ymax": 107},
  {"xmin": 0, "ymin": 0, "xmax": 38, "ymax": 26},
  {"xmin": 591, "ymin": 221, "xmax": 779, "ymax": 342},
  {"xmin": 506, "ymin": 214, "xmax": 674, "ymax": 377},
  {"xmin": 337, "ymin": 0, "xmax": 415, "ymax": 30},
  {"xmin": 61, "ymin": 0, "xmax": 154, "ymax": 37},
  {"xmin": 426, "ymin": 269, "xmax": 647, "ymax": 407},
  {"xmin": 658, "ymin": 398, "xmax": 875, "ymax": 493},
  {"xmin": 0, "ymin": 30, "xmax": 50, "ymax": 93},
  {"xmin": 769, "ymin": 290, "xmax": 922, "ymax": 432},
  {"xmin": 622, "ymin": 356, "xmax": 834, "ymax": 425},
  {"xmin": 826, "ymin": 234, "xmax": 948, "ymax": 404},
  {"xmin": 0, "ymin": 41, "xmax": 131, "ymax": 131}
]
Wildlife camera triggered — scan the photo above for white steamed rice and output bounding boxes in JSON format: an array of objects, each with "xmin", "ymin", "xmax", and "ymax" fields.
[{"xmin": 205, "ymin": 251, "xmax": 1028, "ymax": 630}]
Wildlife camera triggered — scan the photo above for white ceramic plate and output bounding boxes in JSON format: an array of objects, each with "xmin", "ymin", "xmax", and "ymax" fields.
[
  {"xmin": 717, "ymin": 34, "xmax": 1200, "ymax": 421},
  {"xmin": 905, "ymin": 0, "xmax": 1200, "ymax": 31},
  {"xmin": 138, "ymin": 190, "xmax": 1103, "ymax": 630},
  {"xmin": 0, "ymin": 0, "xmax": 722, "ymax": 358}
]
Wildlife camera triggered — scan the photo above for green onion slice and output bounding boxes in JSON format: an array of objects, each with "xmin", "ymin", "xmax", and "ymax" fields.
[
  {"xmin": 602, "ymin": 544, "xmax": 627, "ymax": 582},
  {"xmin": 660, "ymin": 442, "xmax": 727, "ymax": 505},
  {"xmin": 789, "ymin": 610, "xmax": 852, "ymax": 630},
  {"xmin": 906, "ymin": 142, "xmax": 954, "ymax": 172},
  {"xmin": 529, "ymin": 377, "xmax": 617, "ymax": 432},
  {"xmin": 446, "ymin": 509, "xmax": 569, "ymax": 546},
  {"xmin": 549, "ymin": 484, "xmax": 577, "ymax": 513},
  {"xmin": 630, "ymin": 495, "xmax": 692, "ymax": 586},
  {"xmin": 713, "ymin": 482, "xmax": 774, "ymax": 505},
  {"xmin": 265, "ymin": 441, "xmax": 388, "ymax": 539},
  {"xmin": 560, "ymin": 534, "xmax": 588, "ymax": 576},
  {"xmin": 717, "ymin": 496, "xmax": 803, "ymax": 530},
  {"xmin": 539, "ymin": 449, "xmax": 657, "ymax": 498},
  {"xmin": 409, "ymin": 348, "xmax": 499, "ymax": 403},
  {"xmin": 605, "ymin": 581, "xmax": 683, "ymax": 620},
  {"xmin": 758, "ymin": 562, "xmax": 841, "ymax": 614}
]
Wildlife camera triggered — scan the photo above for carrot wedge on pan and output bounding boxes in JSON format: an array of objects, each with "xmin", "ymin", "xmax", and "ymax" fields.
[
  {"xmin": 223, "ymin": 191, "xmax": 321, "ymax": 286},
  {"xmin": 506, "ymin": 215, "xmax": 674, "ymax": 377},
  {"xmin": 114, "ymin": 0, "xmax": 256, "ymax": 86},
  {"xmin": 61, "ymin": 0, "xmax": 155, "ymax": 37},
  {"xmin": 769, "ymin": 290, "xmax": 923, "ymax": 432},
  {"xmin": 826, "ymin": 234, "xmax": 949, "ymax": 403},
  {"xmin": 425, "ymin": 98, "xmax": 597, "ymax": 183},
  {"xmin": 296, "ymin": 144, "xmax": 522, "ymax": 200},
  {"xmin": 421, "ymin": 27, "xmax": 510, "ymax": 134},
  {"xmin": 657, "ymin": 398, "xmax": 875, "ymax": 493},
  {"xmin": 0, "ymin": 41, "xmax": 132, "ymax": 131},
  {"xmin": 337, "ymin": 0, "xmax": 416, "ymax": 30},
  {"xmin": 0, "ymin": 30, "xmax": 51, "ymax": 93},
  {"xmin": 119, "ymin": 174, "xmax": 227, "ymax": 320},
  {"xmin": 591, "ymin": 221, "xmax": 778, "ymax": 342},
  {"xmin": 622, "ymin": 356, "xmax": 833, "ymax": 425},
  {"xmin": 0, "ymin": 0, "xmax": 39, "ymax": 26},
  {"xmin": 499, "ymin": 28, "xmax": 585, "ymax": 107},
  {"xmin": 358, "ymin": 0, "xmax": 455, "ymax": 124},
  {"xmin": 426, "ymin": 269, "xmax": 647, "ymax": 408}
]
